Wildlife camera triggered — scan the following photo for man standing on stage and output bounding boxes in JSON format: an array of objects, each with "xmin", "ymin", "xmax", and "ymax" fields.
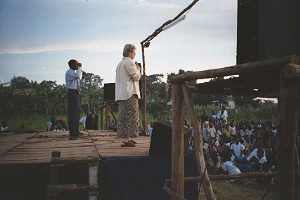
[{"xmin": 65, "ymin": 59, "xmax": 86, "ymax": 140}]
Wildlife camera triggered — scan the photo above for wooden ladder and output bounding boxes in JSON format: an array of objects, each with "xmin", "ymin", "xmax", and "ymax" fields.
[{"xmin": 47, "ymin": 150, "xmax": 100, "ymax": 200}]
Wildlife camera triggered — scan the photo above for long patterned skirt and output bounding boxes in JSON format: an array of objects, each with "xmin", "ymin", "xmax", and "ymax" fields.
[{"xmin": 117, "ymin": 94, "xmax": 139, "ymax": 138}]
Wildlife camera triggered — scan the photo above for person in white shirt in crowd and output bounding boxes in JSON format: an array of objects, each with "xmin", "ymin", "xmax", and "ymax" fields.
[
  {"xmin": 146, "ymin": 122, "xmax": 153, "ymax": 136},
  {"xmin": 244, "ymin": 148, "xmax": 268, "ymax": 171},
  {"xmin": 115, "ymin": 44, "xmax": 141, "ymax": 147},
  {"xmin": 1, "ymin": 121, "xmax": 8, "ymax": 133},
  {"xmin": 230, "ymin": 136, "xmax": 246, "ymax": 163},
  {"xmin": 239, "ymin": 125, "xmax": 246, "ymax": 137},
  {"xmin": 202, "ymin": 121, "xmax": 211, "ymax": 143},
  {"xmin": 229, "ymin": 120, "xmax": 236, "ymax": 132},
  {"xmin": 79, "ymin": 116, "xmax": 86, "ymax": 130},
  {"xmin": 257, "ymin": 119, "xmax": 263, "ymax": 129},
  {"xmin": 45, "ymin": 116, "xmax": 57, "ymax": 131},
  {"xmin": 207, "ymin": 122, "xmax": 216, "ymax": 144},
  {"xmin": 217, "ymin": 105, "xmax": 228, "ymax": 122},
  {"xmin": 222, "ymin": 160, "xmax": 241, "ymax": 175},
  {"xmin": 222, "ymin": 159, "xmax": 241, "ymax": 182},
  {"xmin": 245, "ymin": 124, "xmax": 254, "ymax": 137}
]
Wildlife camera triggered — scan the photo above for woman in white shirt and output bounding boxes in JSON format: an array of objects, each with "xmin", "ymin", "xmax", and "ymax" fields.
[{"xmin": 115, "ymin": 44, "xmax": 141, "ymax": 147}]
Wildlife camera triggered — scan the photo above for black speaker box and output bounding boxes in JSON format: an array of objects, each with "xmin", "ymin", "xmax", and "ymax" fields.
[
  {"xmin": 149, "ymin": 120, "xmax": 192, "ymax": 156},
  {"xmin": 237, "ymin": 0, "xmax": 300, "ymax": 64},
  {"xmin": 104, "ymin": 83, "xmax": 115, "ymax": 101}
]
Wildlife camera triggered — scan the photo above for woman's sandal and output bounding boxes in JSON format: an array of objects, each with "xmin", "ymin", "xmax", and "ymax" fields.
[
  {"xmin": 129, "ymin": 139, "xmax": 138, "ymax": 144},
  {"xmin": 121, "ymin": 141, "xmax": 136, "ymax": 147}
]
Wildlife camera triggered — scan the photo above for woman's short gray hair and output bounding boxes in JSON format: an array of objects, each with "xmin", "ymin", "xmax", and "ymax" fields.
[{"xmin": 123, "ymin": 44, "xmax": 136, "ymax": 57}]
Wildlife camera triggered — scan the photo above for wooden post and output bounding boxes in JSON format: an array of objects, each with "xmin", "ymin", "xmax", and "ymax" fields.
[
  {"xmin": 182, "ymin": 82, "xmax": 215, "ymax": 200},
  {"xmin": 48, "ymin": 151, "xmax": 62, "ymax": 199},
  {"xmin": 141, "ymin": 43, "xmax": 147, "ymax": 135},
  {"xmin": 171, "ymin": 83, "xmax": 184, "ymax": 198},
  {"xmin": 47, "ymin": 151, "xmax": 99, "ymax": 199},
  {"xmin": 277, "ymin": 69, "xmax": 300, "ymax": 199},
  {"xmin": 100, "ymin": 104, "xmax": 104, "ymax": 130},
  {"xmin": 297, "ymin": 90, "xmax": 300, "ymax": 199},
  {"xmin": 105, "ymin": 102, "xmax": 109, "ymax": 130},
  {"xmin": 89, "ymin": 150, "xmax": 99, "ymax": 200},
  {"xmin": 106, "ymin": 102, "xmax": 118, "ymax": 123}
]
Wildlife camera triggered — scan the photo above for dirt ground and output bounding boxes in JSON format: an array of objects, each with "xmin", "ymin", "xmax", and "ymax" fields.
[{"xmin": 198, "ymin": 179, "xmax": 276, "ymax": 200}]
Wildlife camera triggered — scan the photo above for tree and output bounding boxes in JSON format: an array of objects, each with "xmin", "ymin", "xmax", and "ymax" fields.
[
  {"xmin": 32, "ymin": 80, "xmax": 58, "ymax": 115},
  {"xmin": 142, "ymin": 73, "xmax": 170, "ymax": 117},
  {"xmin": 233, "ymin": 95, "xmax": 262, "ymax": 108},
  {"xmin": 144, "ymin": 73, "xmax": 165, "ymax": 99},
  {"xmin": 0, "ymin": 84, "xmax": 14, "ymax": 115},
  {"xmin": 81, "ymin": 73, "xmax": 104, "ymax": 113},
  {"xmin": 10, "ymin": 76, "xmax": 31, "ymax": 88}
]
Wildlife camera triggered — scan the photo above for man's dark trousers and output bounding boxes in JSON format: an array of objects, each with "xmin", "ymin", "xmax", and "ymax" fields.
[{"xmin": 67, "ymin": 89, "xmax": 80, "ymax": 136}]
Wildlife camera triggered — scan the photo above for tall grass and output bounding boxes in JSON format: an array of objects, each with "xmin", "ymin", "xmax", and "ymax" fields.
[
  {"xmin": 0, "ymin": 104, "xmax": 278, "ymax": 131},
  {"xmin": 0, "ymin": 114, "xmax": 86, "ymax": 131}
]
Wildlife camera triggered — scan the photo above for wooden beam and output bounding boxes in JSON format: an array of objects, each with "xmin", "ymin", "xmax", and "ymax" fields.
[
  {"xmin": 165, "ymin": 172, "xmax": 276, "ymax": 184},
  {"xmin": 171, "ymin": 55, "xmax": 296, "ymax": 84},
  {"xmin": 171, "ymin": 84, "xmax": 185, "ymax": 198},
  {"xmin": 47, "ymin": 183, "xmax": 99, "ymax": 193},
  {"xmin": 284, "ymin": 64, "xmax": 300, "ymax": 78},
  {"xmin": 182, "ymin": 82, "xmax": 216, "ymax": 200},
  {"xmin": 50, "ymin": 157, "xmax": 99, "ymax": 165},
  {"xmin": 163, "ymin": 185, "xmax": 186, "ymax": 200},
  {"xmin": 277, "ymin": 69, "xmax": 300, "ymax": 199},
  {"xmin": 187, "ymin": 85, "xmax": 279, "ymax": 98},
  {"xmin": 194, "ymin": 73, "xmax": 278, "ymax": 90},
  {"xmin": 185, "ymin": 70, "xmax": 281, "ymax": 97}
]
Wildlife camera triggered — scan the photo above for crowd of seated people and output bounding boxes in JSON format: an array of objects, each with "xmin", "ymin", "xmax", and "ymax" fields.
[{"xmin": 188, "ymin": 117, "xmax": 277, "ymax": 184}]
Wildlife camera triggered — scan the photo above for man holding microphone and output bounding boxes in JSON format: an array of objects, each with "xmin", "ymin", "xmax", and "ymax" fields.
[{"xmin": 65, "ymin": 59, "xmax": 86, "ymax": 140}]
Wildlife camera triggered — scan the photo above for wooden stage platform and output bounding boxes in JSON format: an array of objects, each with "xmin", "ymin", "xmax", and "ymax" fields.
[
  {"xmin": 0, "ymin": 130, "xmax": 151, "ymax": 200},
  {"xmin": 0, "ymin": 130, "xmax": 151, "ymax": 166}
]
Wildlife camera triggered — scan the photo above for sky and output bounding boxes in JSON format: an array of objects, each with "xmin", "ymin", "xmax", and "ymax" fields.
[{"xmin": 0, "ymin": 0, "xmax": 237, "ymax": 85}]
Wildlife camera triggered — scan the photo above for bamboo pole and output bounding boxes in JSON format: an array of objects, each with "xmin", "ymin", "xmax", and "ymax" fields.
[
  {"xmin": 171, "ymin": 55, "xmax": 297, "ymax": 84},
  {"xmin": 181, "ymin": 82, "xmax": 215, "ymax": 200},
  {"xmin": 171, "ymin": 84, "xmax": 185, "ymax": 199},
  {"xmin": 277, "ymin": 68, "xmax": 300, "ymax": 199}
]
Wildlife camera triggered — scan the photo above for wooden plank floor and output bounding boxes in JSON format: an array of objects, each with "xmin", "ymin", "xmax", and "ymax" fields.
[{"xmin": 0, "ymin": 130, "xmax": 151, "ymax": 166}]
